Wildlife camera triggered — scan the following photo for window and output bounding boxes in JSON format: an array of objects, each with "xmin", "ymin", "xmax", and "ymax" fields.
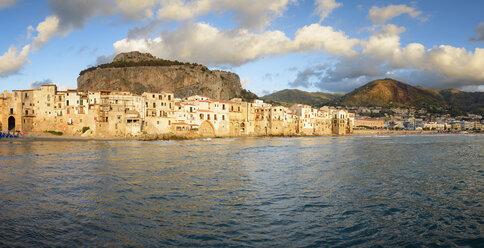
[
  {"xmin": 200, "ymin": 114, "xmax": 204, "ymax": 120},
  {"xmin": 208, "ymin": 114, "xmax": 211, "ymax": 120},
  {"xmin": 222, "ymin": 104, "xmax": 225, "ymax": 110},
  {"xmin": 153, "ymin": 102, "xmax": 156, "ymax": 108},
  {"xmin": 66, "ymin": 100, "xmax": 69, "ymax": 106},
  {"xmin": 214, "ymin": 115, "xmax": 217, "ymax": 121},
  {"xmin": 168, "ymin": 95, "xmax": 171, "ymax": 100},
  {"xmin": 10, "ymin": 108, "xmax": 13, "ymax": 114},
  {"xmin": 222, "ymin": 115, "xmax": 225, "ymax": 120}
]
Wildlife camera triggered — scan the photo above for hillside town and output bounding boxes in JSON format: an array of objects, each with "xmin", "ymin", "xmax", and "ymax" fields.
[
  {"xmin": 351, "ymin": 106, "xmax": 484, "ymax": 132},
  {"xmin": 0, "ymin": 85, "xmax": 355, "ymax": 138}
]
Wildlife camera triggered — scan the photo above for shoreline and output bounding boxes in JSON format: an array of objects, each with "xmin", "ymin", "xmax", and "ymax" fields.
[
  {"xmin": 2, "ymin": 130, "xmax": 481, "ymax": 142},
  {"xmin": 351, "ymin": 129, "xmax": 482, "ymax": 136}
]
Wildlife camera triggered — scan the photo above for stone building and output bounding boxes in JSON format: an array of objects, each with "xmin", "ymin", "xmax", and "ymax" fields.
[{"xmin": 0, "ymin": 84, "xmax": 354, "ymax": 138}]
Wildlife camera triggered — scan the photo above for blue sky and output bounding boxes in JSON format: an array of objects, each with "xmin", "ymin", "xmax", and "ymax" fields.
[{"xmin": 0, "ymin": 0, "xmax": 483, "ymax": 95}]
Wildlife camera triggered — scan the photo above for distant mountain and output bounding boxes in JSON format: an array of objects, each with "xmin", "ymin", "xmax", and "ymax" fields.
[
  {"xmin": 260, "ymin": 78, "xmax": 483, "ymax": 115},
  {"xmin": 338, "ymin": 78, "xmax": 451, "ymax": 110},
  {"xmin": 261, "ymin": 89, "xmax": 342, "ymax": 107},
  {"xmin": 439, "ymin": 89, "xmax": 484, "ymax": 115}
]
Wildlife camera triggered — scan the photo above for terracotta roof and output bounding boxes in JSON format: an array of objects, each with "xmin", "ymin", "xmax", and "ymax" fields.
[
  {"xmin": 172, "ymin": 122, "xmax": 189, "ymax": 125},
  {"xmin": 197, "ymin": 109, "xmax": 212, "ymax": 112}
]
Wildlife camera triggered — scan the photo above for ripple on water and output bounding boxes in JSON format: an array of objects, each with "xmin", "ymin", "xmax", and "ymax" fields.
[{"xmin": 0, "ymin": 135, "xmax": 483, "ymax": 247}]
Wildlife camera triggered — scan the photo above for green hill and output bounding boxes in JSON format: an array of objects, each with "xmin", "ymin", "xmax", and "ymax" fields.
[
  {"xmin": 439, "ymin": 89, "xmax": 484, "ymax": 115},
  {"xmin": 337, "ymin": 78, "xmax": 450, "ymax": 111},
  {"xmin": 261, "ymin": 89, "xmax": 342, "ymax": 107},
  {"xmin": 259, "ymin": 79, "xmax": 483, "ymax": 115}
]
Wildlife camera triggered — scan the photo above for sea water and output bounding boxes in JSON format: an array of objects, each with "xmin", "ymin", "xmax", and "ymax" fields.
[{"xmin": 0, "ymin": 135, "xmax": 483, "ymax": 247}]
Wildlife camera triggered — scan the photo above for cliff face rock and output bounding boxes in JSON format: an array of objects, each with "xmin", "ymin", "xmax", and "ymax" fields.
[
  {"xmin": 112, "ymin": 51, "xmax": 157, "ymax": 63},
  {"xmin": 77, "ymin": 52, "xmax": 243, "ymax": 100}
]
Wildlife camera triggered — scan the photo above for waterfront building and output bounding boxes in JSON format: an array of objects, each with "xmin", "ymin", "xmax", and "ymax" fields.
[
  {"xmin": 0, "ymin": 85, "xmax": 355, "ymax": 138},
  {"xmin": 355, "ymin": 117, "xmax": 385, "ymax": 129}
]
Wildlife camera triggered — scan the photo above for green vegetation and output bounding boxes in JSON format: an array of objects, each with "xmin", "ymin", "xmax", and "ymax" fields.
[
  {"xmin": 82, "ymin": 126, "xmax": 90, "ymax": 133},
  {"xmin": 80, "ymin": 59, "xmax": 206, "ymax": 76},
  {"xmin": 337, "ymin": 78, "xmax": 448, "ymax": 109},
  {"xmin": 261, "ymin": 89, "xmax": 342, "ymax": 107},
  {"xmin": 259, "ymin": 79, "xmax": 482, "ymax": 116},
  {"xmin": 44, "ymin": 130, "xmax": 63, "ymax": 136},
  {"xmin": 439, "ymin": 89, "xmax": 484, "ymax": 115},
  {"xmin": 239, "ymin": 89, "xmax": 259, "ymax": 102},
  {"xmin": 357, "ymin": 109, "xmax": 394, "ymax": 118}
]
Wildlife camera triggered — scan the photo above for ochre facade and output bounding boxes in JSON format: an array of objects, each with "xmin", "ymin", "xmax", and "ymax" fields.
[{"xmin": 0, "ymin": 85, "xmax": 354, "ymax": 138}]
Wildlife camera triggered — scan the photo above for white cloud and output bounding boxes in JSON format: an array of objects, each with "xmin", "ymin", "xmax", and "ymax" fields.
[
  {"xmin": 295, "ymin": 22, "xmax": 484, "ymax": 92},
  {"xmin": 32, "ymin": 16, "xmax": 65, "ymax": 50},
  {"xmin": 292, "ymin": 23, "xmax": 359, "ymax": 56},
  {"xmin": 115, "ymin": 0, "xmax": 159, "ymax": 20},
  {"xmin": 114, "ymin": 22, "xmax": 290, "ymax": 66},
  {"xmin": 0, "ymin": 15, "xmax": 70, "ymax": 78},
  {"xmin": 0, "ymin": 45, "xmax": 30, "ymax": 77},
  {"xmin": 314, "ymin": 0, "xmax": 341, "ymax": 22},
  {"xmin": 156, "ymin": 0, "xmax": 295, "ymax": 30},
  {"xmin": 368, "ymin": 4, "xmax": 422, "ymax": 24},
  {"xmin": 113, "ymin": 22, "xmax": 358, "ymax": 66},
  {"xmin": 361, "ymin": 24, "xmax": 484, "ymax": 82},
  {"xmin": 0, "ymin": 0, "xmax": 16, "ymax": 9}
]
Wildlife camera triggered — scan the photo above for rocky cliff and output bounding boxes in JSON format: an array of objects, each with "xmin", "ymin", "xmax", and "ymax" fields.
[{"xmin": 77, "ymin": 51, "xmax": 243, "ymax": 100}]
